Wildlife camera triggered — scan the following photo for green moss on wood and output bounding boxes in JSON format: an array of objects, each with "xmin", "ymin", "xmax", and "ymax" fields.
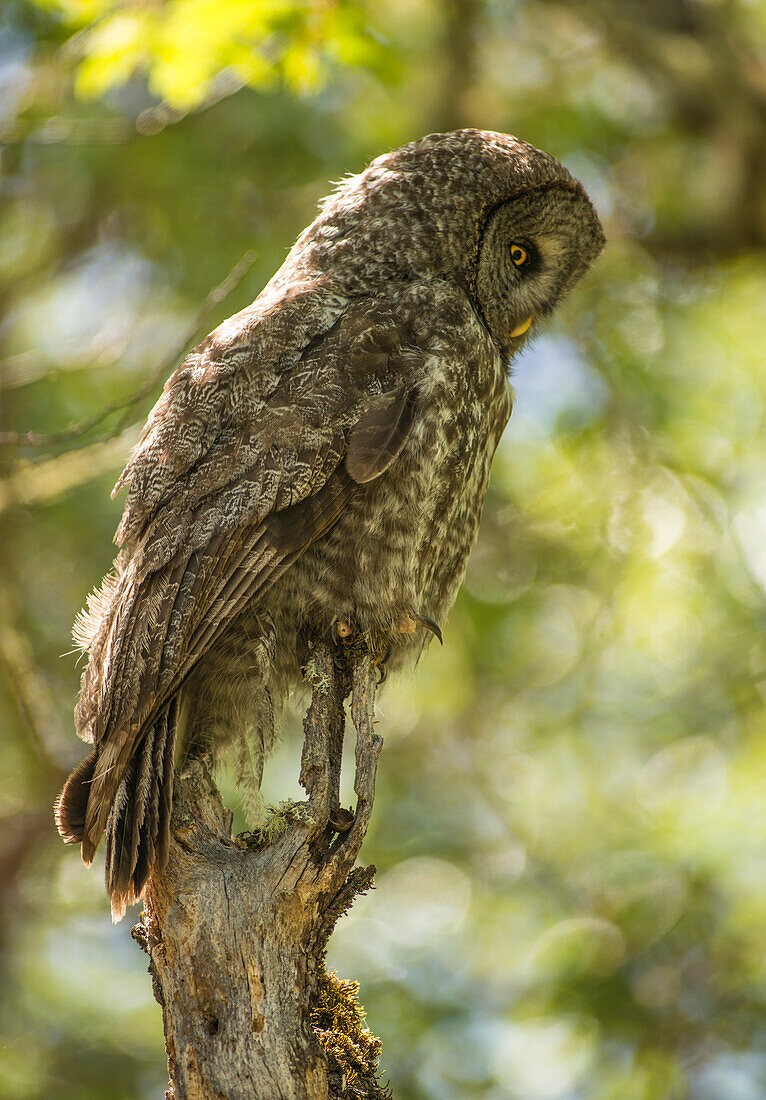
[{"xmin": 312, "ymin": 968, "xmax": 390, "ymax": 1098}]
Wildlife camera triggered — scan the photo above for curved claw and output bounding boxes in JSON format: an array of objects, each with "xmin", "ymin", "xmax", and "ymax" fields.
[
  {"xmin": 414, "ymin": 614, "xmax": 443, "ymax": 645},
  {"xmin": 376, "ymin": 645, "xmax": 392, "ymax": 684}
]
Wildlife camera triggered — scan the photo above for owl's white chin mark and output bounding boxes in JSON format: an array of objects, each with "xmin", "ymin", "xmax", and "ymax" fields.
[{"xmin": 510, "ymin": 316, "xmax": 533, "ymax": 338}]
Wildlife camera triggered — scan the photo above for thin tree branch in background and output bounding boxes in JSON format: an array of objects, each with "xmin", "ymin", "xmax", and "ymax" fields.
[
  {"xmin": 0, "ymin": 579, "xmax": 68, "ymax": 780},
  {"xmin": 136, "ymin": 639, "xmax": 388, "ymax": 1099},
  {"xmin": 0, "ymin": 250, "xmax": 258, "ymax": 452},
  {"xmin": 2, "ymin": 337, "xmax": 126, "ymax": 390},
  {"xmin": 0, "ymin": 424, "xmax": 141, "ymax": 515},
  {"xmin": 435, "ymin": 0, "xmax": 481, "ymax": 131}
]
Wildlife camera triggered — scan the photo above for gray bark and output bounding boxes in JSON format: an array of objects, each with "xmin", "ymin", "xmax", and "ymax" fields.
[{"xmin": 132, "ymin": 639, "xmax": 387, "ymax": 1099}]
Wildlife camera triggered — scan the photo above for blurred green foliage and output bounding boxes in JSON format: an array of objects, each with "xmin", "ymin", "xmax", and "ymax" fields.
[{"xmin": 2, "ymin": 1, "xmax": 766, "ymax": 1097}]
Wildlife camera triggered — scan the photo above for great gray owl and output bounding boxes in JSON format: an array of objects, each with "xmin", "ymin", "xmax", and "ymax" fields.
[{"xmin": 55, "ymin": 129, "xmax": 605, "ymax": 918}]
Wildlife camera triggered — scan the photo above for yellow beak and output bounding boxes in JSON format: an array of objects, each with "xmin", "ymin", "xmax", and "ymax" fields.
[{"xmin": 510, "ymin": 316, "xmax": 533, "ymax": 339}]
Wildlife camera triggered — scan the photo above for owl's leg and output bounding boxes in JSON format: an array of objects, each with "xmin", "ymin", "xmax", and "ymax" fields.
[
  {"xmin": 330, "ymin": 619, "xmax": 383, "ymax": 658},
  {"xmin": 330, "ymin": 620, "xmax": 390, "ymax": 688},
  {"xmin": 330, "ymin": 612, "xmax": 442, "ymax": 682}
]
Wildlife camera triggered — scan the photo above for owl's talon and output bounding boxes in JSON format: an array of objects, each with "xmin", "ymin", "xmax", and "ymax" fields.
[
  {"xmin": 396, "ymin": 614, "xmax": 443, "ymax": 643},
  {"xmin": 376, "ymin": 645, "xmax": 392, "ymax": 684},
  {"xmin": 413, "ymin": 613, "xmax": 443, "ymax": 645}
]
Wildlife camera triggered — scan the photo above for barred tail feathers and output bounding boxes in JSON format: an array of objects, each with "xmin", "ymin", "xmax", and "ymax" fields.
[
  {"xmin": 55, "ymin": 701, "xmax": 178, "ymax": 921},
  {"xmin": 105, "ymin": 699, "xmax": 178, "ymax": 921}
]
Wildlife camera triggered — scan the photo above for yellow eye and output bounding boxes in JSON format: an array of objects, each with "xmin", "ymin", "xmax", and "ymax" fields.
[{"xmin": 510, "ymin": 243, "xmax": 529, "ymax": 267}]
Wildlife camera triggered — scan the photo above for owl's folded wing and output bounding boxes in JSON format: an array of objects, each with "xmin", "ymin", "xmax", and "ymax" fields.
[{"xmin": 59, "ymin": 303, "xmax": 422, "ymax": 875}]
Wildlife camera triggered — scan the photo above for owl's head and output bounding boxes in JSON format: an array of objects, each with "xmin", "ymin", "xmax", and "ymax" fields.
[{"xmin": 290, "ymin": 129, "xmax": 605, "ymax": 354}]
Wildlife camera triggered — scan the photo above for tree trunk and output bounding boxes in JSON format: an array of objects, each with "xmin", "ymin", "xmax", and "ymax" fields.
[
  {"xmin": 132, "ymin": 639, "xmax": 388, "ymax": 1099},
  {"xmin": 435, "ymin": 0, "xmax": 481, "ymax": 131}
]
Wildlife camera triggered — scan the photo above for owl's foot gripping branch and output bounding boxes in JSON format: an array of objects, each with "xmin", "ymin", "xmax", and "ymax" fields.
[{"xmin": 132, "ymin": 640, "xmax": 389, "ymax": 1100}]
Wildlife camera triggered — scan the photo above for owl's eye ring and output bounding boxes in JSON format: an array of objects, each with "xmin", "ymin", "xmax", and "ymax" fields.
[{"xmin": 510, "ymin": 243, "xmax": 530, "ymax": 268}]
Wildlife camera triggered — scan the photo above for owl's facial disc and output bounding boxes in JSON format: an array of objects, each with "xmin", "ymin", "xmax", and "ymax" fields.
[{"xmin": 476, "ymin": 184, "xmax": 603, "ymax": 354}]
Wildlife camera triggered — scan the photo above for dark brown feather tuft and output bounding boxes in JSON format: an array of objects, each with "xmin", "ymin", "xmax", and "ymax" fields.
[{"xmin": 55, "ymin": 748, "xmax": 98, "ymax": 853}]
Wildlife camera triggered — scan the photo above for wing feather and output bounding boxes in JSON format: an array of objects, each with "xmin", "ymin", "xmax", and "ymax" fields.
[{"xmin": 345, "ymin": 385, "xmax": 419, "ymax": 484}]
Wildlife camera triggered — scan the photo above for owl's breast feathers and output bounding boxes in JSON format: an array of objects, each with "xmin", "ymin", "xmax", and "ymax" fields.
[{"xmin": 56, "ymin": 278, "xmax": 510, "ymax": 913}]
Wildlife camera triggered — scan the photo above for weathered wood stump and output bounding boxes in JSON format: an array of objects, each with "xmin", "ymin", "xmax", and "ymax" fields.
[{"xmin": 132, "ymin": 640, "xmax": 388, "ymax": 1099}]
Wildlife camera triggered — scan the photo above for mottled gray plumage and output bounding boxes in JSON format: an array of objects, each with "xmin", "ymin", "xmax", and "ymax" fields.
[{"xmin": 55, "ymin": 129, "xmax": 605, "ymax": 918}]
